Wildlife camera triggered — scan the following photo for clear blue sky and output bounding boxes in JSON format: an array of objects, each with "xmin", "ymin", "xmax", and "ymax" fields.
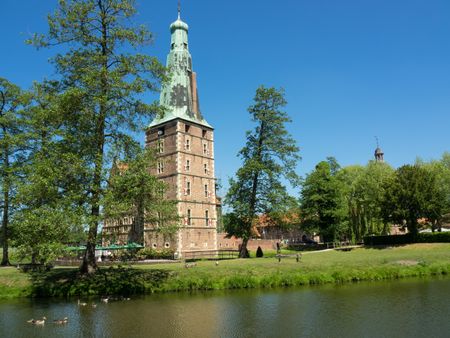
[{"xmin": 1, "ymin": 0, "xmax": 450, "ymax": 197}]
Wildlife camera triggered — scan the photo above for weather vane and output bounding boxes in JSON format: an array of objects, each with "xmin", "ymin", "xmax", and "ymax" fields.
[
  {"xmin": 178, "ymin": 0, "xmax": 181, "ymax": 19},
  {"xmin": 375, "ymin": 136, "xmax": 379, "ymax": 148}
]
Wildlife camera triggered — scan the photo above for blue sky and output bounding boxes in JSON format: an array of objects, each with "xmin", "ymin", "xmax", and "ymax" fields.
[{"xmin": 1, "ymin": 0, "xmax": 450, "ymax": 197}]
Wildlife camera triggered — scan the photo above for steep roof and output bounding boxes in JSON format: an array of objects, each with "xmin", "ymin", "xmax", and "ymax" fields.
[{"xmin": 149, "ymin": 15, "xmax": 212, "ymax": 129}]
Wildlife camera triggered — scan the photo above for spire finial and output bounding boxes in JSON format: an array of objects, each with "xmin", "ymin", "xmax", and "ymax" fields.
[
  {"xmin": 375, "ymin": 136, "xmax": 379, "ymax": 148},
  {"xmin": 178, "ymin": 0, "xmax": 181, "ymax": 20}
]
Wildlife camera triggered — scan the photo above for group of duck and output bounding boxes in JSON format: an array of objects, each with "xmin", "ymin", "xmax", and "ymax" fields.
[
  {"xmin": 27, "ymin": 317, "xmax": 68, "ymax": 326},
  {"xmin": 26, "ymin": 296, "xmax": 131, "ymax": 326}
]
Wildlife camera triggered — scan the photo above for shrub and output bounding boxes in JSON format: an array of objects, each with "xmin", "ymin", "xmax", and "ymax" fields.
[
  {"xmin": 364, "ymin": 232, "xmax": 450, "ymax": 246},
  {"xmin": 256, "ymin": 246, "xmax": 263, "ymax": 258},
  {"xmin": 136, "ymin": 248, "xmax": 175, "ymax": 260}
]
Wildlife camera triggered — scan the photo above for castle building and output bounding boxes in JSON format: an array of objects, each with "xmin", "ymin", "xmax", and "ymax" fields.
[{"xmin": 144, "ymin": 11, "xmax": 218, "ymax": 256}]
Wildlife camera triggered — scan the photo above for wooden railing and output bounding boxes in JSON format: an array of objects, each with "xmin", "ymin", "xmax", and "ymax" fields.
[{"xmin": 183, "ymin": 249, "xmax": 239, "ymax": 260}]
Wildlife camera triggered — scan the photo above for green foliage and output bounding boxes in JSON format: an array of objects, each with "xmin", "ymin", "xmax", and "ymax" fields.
[
  {"xmin": 0, "ymin": 78, "xmax": 31, "ymax": 265},
  {"xmin": 136, "ymin": 248, "xmax": 175, "ymax": 260},
  {"xmin": 225, "ymin": 86, "xmax": 300, "ymax": 256},
  {"xmin": 300, "ymin": 158, "xmax": 347, "ymax": 242},
  {"xmin": 103, "ymin": 148, "xmax": 179, "ymax": 244},
  {"xmin": 382, "ymin": 165, "xmax": 445, "ymax": 235},
  {"xmin": 338, "ymin": 161, "xmax": 395, "ymax": 241},
  {"xmin": 364, "ymin": 232, "xmax": 450, "ymax": 245},
  {"xmin": 30, "ymin": 267, "xmax": 172, "ymax": 297},
  {"xmin": 29, "ymin": 0, "xmax": 167, "ymax": 272}
]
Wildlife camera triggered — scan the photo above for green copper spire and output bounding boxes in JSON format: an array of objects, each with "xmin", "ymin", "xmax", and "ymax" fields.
[{"xmin": 149, "ymin": 10, "xmax": 211, "ymax": 128}]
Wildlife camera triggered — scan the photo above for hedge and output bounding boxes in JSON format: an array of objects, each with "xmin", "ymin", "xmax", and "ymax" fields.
[{"xmin": 364, "ymin": 232, "xmax": 450, "ymax": 246}]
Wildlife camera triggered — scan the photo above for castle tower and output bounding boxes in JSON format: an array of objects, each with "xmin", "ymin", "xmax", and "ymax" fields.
[{"xmin": 145, "ymin": 10, "xmax": 218, "ymax": 256}]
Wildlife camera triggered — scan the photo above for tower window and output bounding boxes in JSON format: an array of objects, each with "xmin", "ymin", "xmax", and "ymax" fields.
[
  {"xmin": 157, "ymin": 161, "xmax": 164, "ymax": 174},
  {"xmin": 158, "ymin": 127, "xmax": 165, "ymax": 137},
  {"xmin": 204, "ymin": 184, "xmax": 209, "ymax": 197},
  {"xmin": 203, "ymin": 143, "xmax": 208, "ymax": 155},
  {"xmin": 204, "ymin": 163, "xmax": 208, "ymax": 175},
  {"xmin": 185, "ymin": 138, "xmax": 191, "ymax": 151},
  {"xmin": 205, "ymin": 210, "xmax": 209, "ymax": 226},
  {"xmin": 157, "ymin": 139, "xmax": 164, "ymax": 154},
  {"xmin": 185, "ymin": 124, "xmax": 190, "ymax": 133},
  {"xmin": 187, "ymin": 209, "xmax": 191, "ymax": 225},
  {"xmin": 171, "ymin": 43, "xmax": 175, "ymax": 50},
  {"xmin": 202, "ymin": 130, "xmax": 207, "ymax": 138},
  {"xmin": 185, "ymin": 159, "xmax": 190, "ymax": 172},
  {"xmin": 185, "ymin": 181, "xmax": 191, "ymax": 195}
]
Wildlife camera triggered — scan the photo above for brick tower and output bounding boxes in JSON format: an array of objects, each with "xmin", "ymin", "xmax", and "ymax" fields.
[{"xmin": 145, "ymin": 10, "xmax": 218, "ymax": 257}]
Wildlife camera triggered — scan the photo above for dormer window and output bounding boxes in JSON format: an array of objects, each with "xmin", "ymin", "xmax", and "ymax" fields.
[
  {"xmin": 183, "ymin": 43, "xmax": 188, "ymax": 49},
  {"xmin": 171, "ymin": 43, "xmax": 175, "ymax": 50}
]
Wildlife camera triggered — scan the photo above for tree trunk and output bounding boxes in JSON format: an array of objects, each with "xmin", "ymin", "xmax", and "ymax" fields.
[
  {"xmin": 1, "ymin": 142, "xmax": 10, "ymax": 266},
  {"xmin": 80, "ymin": 2, "xmax": 108, "ymax": 274},
  {"xmin": 239, "ymin": 237, "xmax": 250, "ymax": 258}
]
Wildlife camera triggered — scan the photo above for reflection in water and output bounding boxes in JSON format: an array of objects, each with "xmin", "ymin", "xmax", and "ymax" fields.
[{"xmin": 1, "ymin": 278, "xmax": 450, "ymax": 338}]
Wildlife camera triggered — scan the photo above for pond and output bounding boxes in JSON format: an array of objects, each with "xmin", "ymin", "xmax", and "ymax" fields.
[{"xmin": 1, "ymin": 277, "xmax": 449, "ymax": 338}]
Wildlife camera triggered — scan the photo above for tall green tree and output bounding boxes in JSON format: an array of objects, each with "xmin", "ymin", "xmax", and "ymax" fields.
[
  {"xmin": 31, "ymin": 0, "xmax": 166, "ymax": 273},
  {"xmin": 338, "ymin": 161, "xmax": 394, "ymax": 241},
  {"xmin": 382, "ymin": 164, "xmax": 445, "ymax": 235},
  {"xmin": 103, "ymin": 148, "xmax": 179, "ymax": 244},
  {"xmin": 0, "ymin": 78, "xmax": 29, "ymax": 266},
  {"xmin": 225, "ymin": 86, "xmax": 300, "ymax": 257},
  {"xmin": 300, "ymin": 158, "xmax": 347, "ymax": 242},
  {"xmin": 12, "ymin": 82, "xmax": 86, "ymax": 265},
  {"xmin": 416, "ymin": 153, "xmax": 450, "ymax": 231}
]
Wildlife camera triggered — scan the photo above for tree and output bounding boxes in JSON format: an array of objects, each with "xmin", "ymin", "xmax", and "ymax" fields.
[
  {"xmin": 103, "ymin": 148, "xmax": 179, "ymax": 244},
  {"xmin": 338, "ymin": 161, "xmax": 394, "ymax": 241},
  {"xmin": 382, "ymin": 164, "xmax": 445, "ymax": 236},
  {"xmin": 300, "ymin": 158, "xmax": 347, "ymax": 242},
  {"xmin": 0, "ymin": 78, "xmax": 29, "ymax": 266},
  {"xmin": 31, "ymin": 0, "xmax": 166, "ymax": 273},
  {"xmin": 12, "ymin": 83, "xmax": 86, "ymax": 265},
  {"xmin": 416, "ymin": 153, "xmax": 450, "ymax": 231},
  {"xmin": 225, "ymin": 86, "xmax": 300, "ymax": 258}
]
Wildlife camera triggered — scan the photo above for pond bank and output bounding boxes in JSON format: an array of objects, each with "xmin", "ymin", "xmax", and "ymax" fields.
[{"xmin": 1, "ymin": 243, "xmax": 450, "ymax": 299}]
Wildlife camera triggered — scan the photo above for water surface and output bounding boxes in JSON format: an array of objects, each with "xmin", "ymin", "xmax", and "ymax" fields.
[{"xmin": 1, "ymin": 277, "xmax": 449, "ymax": 338}]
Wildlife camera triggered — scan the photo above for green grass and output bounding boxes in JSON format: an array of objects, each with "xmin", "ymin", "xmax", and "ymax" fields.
[{"xmin": 1, "ymin": 243, "xmax": 450, "ymax": 298}]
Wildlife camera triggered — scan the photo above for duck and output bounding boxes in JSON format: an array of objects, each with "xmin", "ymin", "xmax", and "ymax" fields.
[
  {"xmin": 101, "ymin": 297, "xmax": 109, "ymax": 303},
  {"xmin": 28, "ymin": 317, "xmax": 46, "ymax": 325},
  {"xmin": 53, "ymin": 317, "xmax": 68, "ymax": 325},
  {"xmin": 77, "ymin": 299, "xmax": 87, "ymax": 306},
  {"xmin": 91, "ymin": 303, "xmax": 97, "ymax": 308}
]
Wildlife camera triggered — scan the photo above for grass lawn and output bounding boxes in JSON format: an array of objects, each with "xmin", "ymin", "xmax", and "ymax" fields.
[{"xmin": 1, "ymin": 244, "xmax": 450, "ymax": 298}]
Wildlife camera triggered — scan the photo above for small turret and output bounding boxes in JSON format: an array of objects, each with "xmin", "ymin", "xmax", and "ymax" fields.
[{"xmin": 374, "ymin": 137, "xmax": 384, "ymax": 162}]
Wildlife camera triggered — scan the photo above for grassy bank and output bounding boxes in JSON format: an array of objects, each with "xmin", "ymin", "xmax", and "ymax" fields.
[{"xmin": 1, "ymin": 244, "xmax": 450, "ymax": 298}]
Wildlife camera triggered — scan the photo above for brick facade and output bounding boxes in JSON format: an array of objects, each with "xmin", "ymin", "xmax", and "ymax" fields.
[{"xmin": 146, "ymin": 120, "xmax": 218, "ymax": 255}]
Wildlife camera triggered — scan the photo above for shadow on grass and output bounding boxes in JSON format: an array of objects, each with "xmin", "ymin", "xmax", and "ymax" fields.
[
  {"xmin": 29, "ymin": 266, "xmax": 173, "ymax": 297},
  {"xmin": 363, "ymin": 244, "xmax": 409, "ymax": 250}
]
